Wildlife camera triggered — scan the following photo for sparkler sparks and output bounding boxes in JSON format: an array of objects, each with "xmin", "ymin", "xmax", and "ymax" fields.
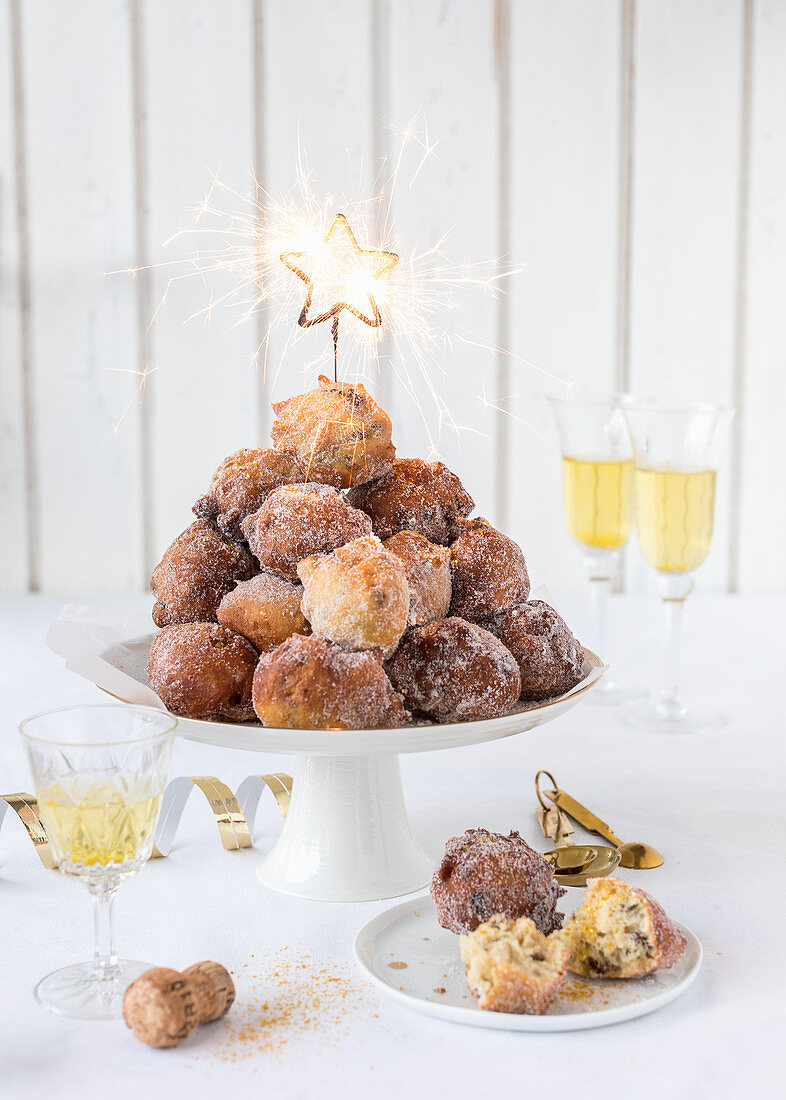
[{"xmin": 109, "ymin": 113, "xmax": 572, "ymax": 454}]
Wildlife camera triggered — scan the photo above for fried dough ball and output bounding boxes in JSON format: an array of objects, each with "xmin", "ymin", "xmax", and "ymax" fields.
[
  {"xmin": 347, "ymin": 458, "xmax": 474, "ymax": 544},
  {"xmin": 482, "ymin": 600, "xmax": 584, "ymax": 700},
  {"xmin": 297, "ymin": 536, "xmax": 409, "ymax": 657},
  {"xmin": 193, "ymin": 447, "xmax": 304, "ymax": 540},
  {"xmin": 240, "ymin": 483, "xmax": 372, "ymax": 581},
  {"xmin": 252, "ymin": 634, "xmax": 409, "ymax": 729},
  {"xmin": 383, "ymin": 530, "xmax": 452, "ymax": 626},
  {"xmin": 461, "ymin": 915, "xmax": 570, "ymax": 1015},
  {"xmin": 449, "ymin": 518, "xmax": 530, "ymax": 621},
  {"xmin": 217, "ymin": 572, "xmax": 310, "ymax": 652},
  {"xmin": 562, "ymin": 878, "xmax": 686, "ymax": 979},
  {"xmin": 385, "ymin": 616, "xmax": 521, "ymax": 722},
  {"xmin": 147, "ymin": 623, "xmax": 257, "ymax": 722},
  {"xmin": 271, "ymin": 374, "xmax": 395, "ymax": 488},
  {"xmin": 150, "ymin": 520, "xmax": 255, "ymax": 628},
  {"xmin": 431, "ymin": 828, "xmax": 566, "ymax": 935}
]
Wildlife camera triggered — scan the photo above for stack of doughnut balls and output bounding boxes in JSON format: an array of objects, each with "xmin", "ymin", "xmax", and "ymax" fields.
[{"xmin": 147, "ymin": 375, "xmax": 585, "ymax": 729}]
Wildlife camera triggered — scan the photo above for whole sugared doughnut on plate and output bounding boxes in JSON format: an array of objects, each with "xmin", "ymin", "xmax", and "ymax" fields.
[
  {"xmin": 217, "ymin": 572, "xmax": 310, "ymax": 652},
  {"xmin": 482, "ymin": 599, "xmax": 584, "ymax": 700},
  {"xmin": 347, "ymin": 458, "xmax": 474, "ymax": 544},
  {"xmin": 384, "ymin": 616, "xmax": 521, "ymax": 722},
  {"xmin": 271, "ymin": 374, "xmax": 395, "ymax": 489},
  {"xmin": 449, "ymin": 517, "xmax": 530, "ymax": 621},
  {"xmin": 240, "ymin": 483, "xmax": 372, "ymax": 581},
  {"xmin": 252, "ymin": 634, "xmax": 409, "ymax": 730},
  {"xmin": 193, "ymin": 447, "xmax": 304, "ymax": 540},
  {"xmin": 150, "ymin": 520, "xmax": 255, "ymax": 628},
  {"xmin": 431, "ymin": 828, "xmax": 566, "ymax": 935},
  {"xmin": 383, "ymin": 529, "xmax": 452, "ymax": 626},
  {"xmin": 297, "ymin": 536, "xmax": 409, "ymax": 657},
  {"xmin": 147, "ymin": 623, "xmax": 258, "ymax": 721}
]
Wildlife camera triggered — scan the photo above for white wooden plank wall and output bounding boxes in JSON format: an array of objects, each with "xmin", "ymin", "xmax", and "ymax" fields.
[
  {"xmin": 143, "ymin": 0, "xmax": 258, "ymax": 562},
  {"xmin": 738, "ymin": 0, "xmax": 786, "ymax": 594},
  {"xmin": 262, "ymin": 0, "xmax": 375, "ymax": 423},
  {"xmin": 0, "ymin": 0, "xmax": 27, "ymax": 591},
  {"xmin": 387, "ymin": 0, "xmax": 501, "ymax": 510},
  {"xmin": 1, "ymin": 0, "xmax": 783, "ymax": 596},
  {"xmin": 508, "ymin": 0, "xmax": 622, "ymax": 595},
  {"xmin": 626, "ymin": 0, "xmax": 743, "ymax": 596}
]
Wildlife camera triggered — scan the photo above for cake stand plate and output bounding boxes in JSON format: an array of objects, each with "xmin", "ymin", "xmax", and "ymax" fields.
[{"xmin": 97, "ymin": 634, "xmax": 603, "ymax": 903}]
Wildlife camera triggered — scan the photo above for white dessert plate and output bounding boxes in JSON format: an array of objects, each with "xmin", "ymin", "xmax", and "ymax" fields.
[{"xmin": 354, "ymin": 896, "xmax": 702, "ymax": 1032}]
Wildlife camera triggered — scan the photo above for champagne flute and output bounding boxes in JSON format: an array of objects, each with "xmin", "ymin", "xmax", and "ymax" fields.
[
  {"xmin": 549, "ymin": 394, "xmax": 644, "ymax": 705},
  {"xmin": 20, "ymin": 704, "xmax": 176, "ymax": 1018},
  {"xmin": 622, "ymin": 400, "xmax": 734, "ymax": 733}
]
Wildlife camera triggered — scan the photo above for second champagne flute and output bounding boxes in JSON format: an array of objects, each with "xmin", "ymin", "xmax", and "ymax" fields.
[
  {"xmin": 622, "ymin": 400, "xmax": 734, "ymax": 734},
  {"xmin": 549, "ymin": 394, "xmax": 644, "ymax": 705}
]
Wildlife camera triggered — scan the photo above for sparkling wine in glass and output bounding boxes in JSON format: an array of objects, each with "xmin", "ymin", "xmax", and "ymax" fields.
[
  {"xmin": 549, "ymin": 394, "xmax": 644, "ymax": 705},
  {"xmin": 20, "ymin": 704, "xmax": 176, "ymax": 1019},
  {"xmin": 622, "ymin": 400, "xmax": 734, "ymax": 733}
]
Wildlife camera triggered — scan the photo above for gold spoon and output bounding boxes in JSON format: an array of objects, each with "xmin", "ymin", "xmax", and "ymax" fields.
[
  {"xmin": 550, "ymin": 846, "xmax": 621, "ymax": 888},
  {"xmin": 543, "ymin": 845, "xmax": 598, "ymax": 875},
  {"xmin": 535, "ymin": 785, "xmax": 600, "ymax": 876},
  {"xmin": 543, "ymin": 782, "xmax": 664, "ymax": 870}
]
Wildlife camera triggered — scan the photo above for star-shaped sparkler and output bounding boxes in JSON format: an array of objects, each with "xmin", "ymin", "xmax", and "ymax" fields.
[{"xmin": 280, "ymin": 213, "xmax": 399, "ymax": 380}]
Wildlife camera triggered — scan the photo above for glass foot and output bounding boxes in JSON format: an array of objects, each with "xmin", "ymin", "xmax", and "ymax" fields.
[
  {"xmin": 34, "ymin": 959, "xmax": 151, "ymax": 1019},
  {"xmin": 588, "ymin": 678, "xmax": 647, "ymax": 708},
  {"xmin": 622, "ymin": 701, "xmax": 724, "ymax": 735}
]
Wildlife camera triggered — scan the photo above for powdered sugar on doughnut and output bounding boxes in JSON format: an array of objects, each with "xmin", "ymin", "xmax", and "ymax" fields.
[
  {"xmin": 297, "ymin": 536, "xmax": 409, "ymax": 656},
  {"xmin": 271, "ymin": 375, "xmax": 395, "ymax": 489},
  {"xmin": 217, "ymin": 571, "xmax": 310, "ymax": 652},
  {"xmin": 385, "ymin": 616, "xmax": 521, "ymax": 721},
  {"xmin": 193, "ymin": 447, "xmax": 304, "ymax": 540},
  {"xmin": 147, "ymin": 622, "xmax": 258, "ymax": 721},
  {"xmin": 252, "ymin": 634, "xmax": 409, "ymax": 730},
  {"xmin": 431, "ymin": 828, "xmax": 566, "ymax": 935},
  {"xmin": 483, "ymin": 599, "xmax": 583, "ymax": 700},
  {"xmin": 449, "ymin": 518, "xmax": 530, "ymax": 621},
  {"xmin": 240, "ymin": 483, "xmax": 372, "ymax": 580},
  {"xmin": 347, "ymin": 458, "xmax": 474, "ymax": 544},
  {"xmin": 383, "ymin": 530, "xmax": 452, "ymax": 625},
  {"xmin": 150, "ymin": 520, "xmax": 255, "ymax": 628}
]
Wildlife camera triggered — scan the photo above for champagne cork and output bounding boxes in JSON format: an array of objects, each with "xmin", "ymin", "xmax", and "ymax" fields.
[
  {"xmin": 182, "ymin": 961, "xmax": 236, "ymax": 1024},
  {"xmin": 123, "ymin": 967, "xmax": 199, "ymax": 1049}
]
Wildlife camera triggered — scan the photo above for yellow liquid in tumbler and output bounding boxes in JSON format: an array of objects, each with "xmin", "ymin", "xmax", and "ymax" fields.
[
  {"xmin": 39, "ymin": 783, "xmax": 161, "ymax": 868},
  {"xmin": 562, "ymin": 457, "xmax": 635, "ymax": 550},
  {"xmin": 635, "ymin": 467, "xmax": 716, "ymax": 573}
]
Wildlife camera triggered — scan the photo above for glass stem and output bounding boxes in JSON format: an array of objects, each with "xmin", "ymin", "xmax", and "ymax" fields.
[
  {"xmin": 589, "ymin": 575, "xmax": 610, "ymax": 663},
  {"xmin": 581, "ymin": 549, "xmax": 618, "ymax": 676},
  {"xmin": 657, "ymin": 573, "xmax": 693, "ymax": 720},
  {"xmin": 91, "ymin": 888, "xmax": 119, "ymax": 978}
]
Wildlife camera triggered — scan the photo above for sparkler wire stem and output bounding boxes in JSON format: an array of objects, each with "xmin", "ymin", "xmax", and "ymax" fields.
[{"xmin": 332, "ymin": 316, "xmax": 339, "ymax": 383}]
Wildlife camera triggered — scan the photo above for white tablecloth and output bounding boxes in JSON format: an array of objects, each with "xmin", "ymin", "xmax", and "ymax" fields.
[{"xmin": 0, "ymin": 594, "xmax": 782, "ymax": 1098}]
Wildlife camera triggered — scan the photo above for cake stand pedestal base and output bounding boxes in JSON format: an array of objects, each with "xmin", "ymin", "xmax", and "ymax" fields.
[{"xmin": 256, "ymin": 753, "xmax": 434, "ymax": 902}]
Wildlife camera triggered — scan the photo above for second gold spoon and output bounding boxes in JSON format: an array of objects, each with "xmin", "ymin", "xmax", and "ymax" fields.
[{"xmin": 545, "ymin": 786, "xmax": 664, "ymax": 870}]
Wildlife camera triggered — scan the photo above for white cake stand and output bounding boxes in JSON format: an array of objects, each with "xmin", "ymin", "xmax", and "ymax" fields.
[
  {"xmin": 51, "ymin": 612, "xmax": 604, "ymax": 902},
  {"xmin": 167, "ymin": 649, "xmax": 604, "ymax": 903}
]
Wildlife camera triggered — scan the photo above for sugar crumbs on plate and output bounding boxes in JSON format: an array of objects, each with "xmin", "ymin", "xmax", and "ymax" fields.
[
  {"xmin": 191, "ymin": 950, "xmax": 382, "ymax": 1066},
  {"xmin": 556, "ymin": 977, "xmax": 595, "ymax": 1003}
]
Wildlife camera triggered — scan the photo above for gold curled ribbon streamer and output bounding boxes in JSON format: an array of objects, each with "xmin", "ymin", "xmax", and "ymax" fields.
[
  {"xmin": 0, "ymin": 793, "xmax": 57, "ymax": 869},
  {"xmin": 151, "ymin": 776, "xmax": 252, "ymax": 858},
  {"xmin": 236, "ymin": 773, "xmax": 292, "ymax": 822},
  {"xmin": 0, "ymin": 774, "xmax": 292, "ymax": 869},
  {"xmin": 151, "ymin": 774, "xmax": 292, "ymax": 858}
]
